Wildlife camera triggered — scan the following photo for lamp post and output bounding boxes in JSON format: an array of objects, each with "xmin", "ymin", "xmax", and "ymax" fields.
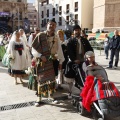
[{"xmin": 18, "ymin": 7, "xmax": 20, "ymax": 30}]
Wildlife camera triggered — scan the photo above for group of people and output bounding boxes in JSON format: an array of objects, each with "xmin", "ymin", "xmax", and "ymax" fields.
[
  {"xmin": 2, "ymin": 18, "xmax": 120, "ymax": 107},
  {"xmin": 1, "ymin": 18, "xmax": 93, "ymax": 106},
  {"xmin": 104, "ymin": 30, "xmax": 120, "ymax": 69}
]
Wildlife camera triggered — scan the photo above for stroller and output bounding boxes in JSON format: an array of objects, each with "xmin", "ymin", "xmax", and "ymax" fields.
[{"xmin": 72, "ymin": 64, "xmax": 120, "ymax": 120}]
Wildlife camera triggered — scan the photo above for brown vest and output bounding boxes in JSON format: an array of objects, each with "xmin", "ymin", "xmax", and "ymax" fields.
[{"xmin": 32, "ymin": 32, "xmax": 55, "ymax": 83}]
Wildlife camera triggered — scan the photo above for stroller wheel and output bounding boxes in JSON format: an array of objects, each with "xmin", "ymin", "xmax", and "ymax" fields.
[
  {"xmin": 77, "ymin": 101, "xmax": 86, "ymax": 115},
  {"xmin": 72, "ymin": 98, "xmax": 77, "ymax": 107}
]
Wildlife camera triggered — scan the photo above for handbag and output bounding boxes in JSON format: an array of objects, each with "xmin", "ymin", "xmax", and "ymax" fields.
[{"xmin": 64, "ymin": 61, "xmax": 75, "ymax": 78}]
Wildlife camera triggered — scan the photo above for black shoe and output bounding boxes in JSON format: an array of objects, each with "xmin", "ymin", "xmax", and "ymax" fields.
[
  {"xmin": 105, "ymin": 66, "xmax": 112, "ymax": 69},
  {"xmin": 106, "ymin": 58, "xmax": 108, "ymax": 59},
  {"xmin": 113, "ymin": 66, "xmax": 118, "ymax": 69},
  {"xmin": 58, "ymin": 86, "xmax": 63, "ymax": 90}
]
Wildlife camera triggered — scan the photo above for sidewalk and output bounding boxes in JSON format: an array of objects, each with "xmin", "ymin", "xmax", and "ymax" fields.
[{"xmin": 0, "ymin": 49, "xmax": 120, "ymax": 120}]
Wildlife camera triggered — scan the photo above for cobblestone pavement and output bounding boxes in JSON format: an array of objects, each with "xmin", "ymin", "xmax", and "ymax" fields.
[{"xmin": 0, "ymin": 50, "xmax": 120, "ymax": 120}]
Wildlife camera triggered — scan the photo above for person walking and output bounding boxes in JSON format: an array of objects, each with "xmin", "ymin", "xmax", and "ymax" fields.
[
  {"xmin": 56, "ymin": 30, "xmax": 68, "ymax": 90},
  {"xmin": 104, "ymin": 34, "xmax": 110, "ymax": 59},
  {"xmin": 28, "ymin": 27, "xmax": 40, "ymax": 48},
  {"xmin": 106, "ymin": 30, "xmax": 120, "ymax": 69},
  {"xmin": 7, "ymin": 30, "xmax": 28, "ymax": 84},
  {"xmin": 65, "ymin": 24, "xmax": 93, "ymax": 98},
  {"xmin": 19, "ymin": 29, "xmax": 31, "ymax": 67}
]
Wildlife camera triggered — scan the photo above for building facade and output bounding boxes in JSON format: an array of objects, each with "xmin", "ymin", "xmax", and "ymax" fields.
[
  {"xmin": 27, "ymin": 3, "xmax": 38, "ymax": 32},
  {"xmin": 93, "ymin": 0, "xmax": 120, "ymax": 32},
  {"xmin": 0, "ymin": 0, "xmax": 27, "ymax": 33},
  {"xmin": 38, "ymin": 0, "xmax": 94, "ymax": 31}
]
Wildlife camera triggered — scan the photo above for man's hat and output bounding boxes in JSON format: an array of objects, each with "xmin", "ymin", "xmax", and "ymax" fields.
[
  {"xmin": 48, "ymin": 18, "xmax": 56, "ymax": 24},
  {"xmin": 73, "ymin": 24, "xmax": 81, "ymax": 31}
]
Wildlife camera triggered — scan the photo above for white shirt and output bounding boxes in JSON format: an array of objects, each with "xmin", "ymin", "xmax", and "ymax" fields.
[
  {"xmin": 28, "ymin": 34, "xmax": 33, "ymax": 47},
  {"xmin": 77, "ymin": 38, "xmax": 82, "ymax": 54}
]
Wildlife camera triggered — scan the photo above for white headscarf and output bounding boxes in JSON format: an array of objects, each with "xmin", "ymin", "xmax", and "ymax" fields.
[
  {"xmin": 7, "ymin": 30, "xmax": 18, "ymax": 53},
  {"xmin": 19, "ymin": 29, "xmax": 28, "ymax": 45}
]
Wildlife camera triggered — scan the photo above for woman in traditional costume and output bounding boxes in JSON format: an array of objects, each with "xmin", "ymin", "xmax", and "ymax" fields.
[
  {"xmin": 19, "ymin": 29, "xmax": 31, "ymax": 67},
  {"xmin": 56, "ymin": 30, "xmax": 68, "ymax": 89},
  {"xmin": 7, "ymin": 30, "xmax": 28, "ymax": 84}
]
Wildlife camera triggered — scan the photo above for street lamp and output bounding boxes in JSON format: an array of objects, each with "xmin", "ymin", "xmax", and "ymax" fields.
[{"xmin": 18, "ymin": 7, "xmax": 20, "ymax": 30}]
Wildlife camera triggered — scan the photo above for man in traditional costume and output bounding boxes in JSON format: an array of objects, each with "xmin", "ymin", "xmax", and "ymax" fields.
[{"xmin": 32, "ymin": 19, "xmax": 64, "ymax": 106}]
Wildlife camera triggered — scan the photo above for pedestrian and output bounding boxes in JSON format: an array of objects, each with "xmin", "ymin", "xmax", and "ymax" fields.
[
  {"xmin": 106, "ymin": 30, "xmax": 120, "ymax": 69},
  {"xmin": 19, "ymin": 29, "xmax": 31, "ymax": 67},
  {"xmin": 32, "ymin": 18, "xmax": 64, "ymax": 106},
  {"xmin": 64, "ymin": 24, "xmax": 93, "ymax": 98},
  {"xmin": 104, "ymin": 33, "xmax": 110, "ymax": 59},
  {"xmin": 28, "ymin": 27, "xmax": 40, "ymax": 48},
  {"xmin": 81, "ymin": 30, "xmax": 88, "ymax": 39},
  {"xmin": 56, "ymin": 30, "xmax": 68, "ymax": 90},
  {"xmin": 7, "ymin": 30, "xmax": 28, "ymax": 84}
]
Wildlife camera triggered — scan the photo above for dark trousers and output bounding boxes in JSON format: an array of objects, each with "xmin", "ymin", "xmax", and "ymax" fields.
[
  {"xmin": 109, "ymin": 49, "xmax": 120, "ymax": 67},
  {"xmin": 53, "ymin": 59, "xmax": 59, "ymax": 76},
  {"xmin": 74, "ymin": 63, "xmax": 85, "ymax": 88},
  {"xmin": 104, "ymin": 46, "xmax": 109, "ymax": 58}
]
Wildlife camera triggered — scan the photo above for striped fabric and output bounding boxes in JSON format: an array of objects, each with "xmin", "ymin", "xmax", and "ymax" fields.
[
  {"xmin": 32, "ymin": 32, "xmax": 55, "ymax": 83},
  {"xmin": 94, "ymin": 80, "xmax": 120, "ymax": 100},
  {"xmin": 81, "ymin": 76, "xmax": 120, "ymax": 111}
]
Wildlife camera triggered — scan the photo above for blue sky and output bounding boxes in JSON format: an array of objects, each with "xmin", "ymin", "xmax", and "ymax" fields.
[{"xmin": 27, "ymin": 0, "xmax": 34, "ymax": 3}]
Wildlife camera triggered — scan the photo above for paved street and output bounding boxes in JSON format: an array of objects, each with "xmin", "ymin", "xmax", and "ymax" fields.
[{"xmin": 0, "ymin": 49, "xmax": 120, "ymax": 120}]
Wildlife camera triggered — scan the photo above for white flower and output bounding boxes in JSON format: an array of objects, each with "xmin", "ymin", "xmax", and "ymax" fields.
[
  {"xmin": 8, "ymin": 54, "xmax": 14, "ymax": 59},
  {"xmin": 25, "ymin": 67, "xmax": 33, "ymax": 75},
  {"xmin": 3, "ymin": 40, "xmax": 8, "ymax": 44}
]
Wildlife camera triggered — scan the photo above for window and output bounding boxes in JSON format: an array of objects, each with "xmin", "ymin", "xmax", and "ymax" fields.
[
  {"xmin": 47, "ymin": 9, "xmax": 49, "ymax": 17},
  {"xmin": 46, "ymin": 0, "xmax": 49, "ymax": 4},
  {"xmin": 75, "ymin": 14, "xmax": 78, "ymax": 24},
  {"xmin": 44, "ymin": 19, "xmax": 46, "ymax": 26},
  {"xmin": 41, "ymin": 20, "xmax": 44, "ymax": 27},
  {"xmin": 52, "ymin": 8, "xmax": 55, "ymax": 16},
  {"xmin": 66, "ymin": 4, "xmax": 69, "ymax": 14},
  {"xmin": 75, "ymin": 14, "xmax": 78, "ymax": 20},
  {"xmin": 59, "ymin": 6, "xmax": 62, "ymax": 15},
  {"xmin": 41, "ymin": 19, "xmax": 46, "ymax": 27},
  {"xmin": 34, "ymin": 15, "xmax": 36, "ymax": 18},
  {"xmin": 66, "ymin": 16, "xmax": 69, "ymax": 24},
  {"xmin": 74, "ymin": 2, "xmax": 78, "ymax": 12},
  {"xmin": 53, "ymin": 18, "xmax": 55, "ymax": 22},
  {"xmin": 47, "ymin": 19, "xmax": 49, "ymax": 23},
  {"xmin": 41, "ymin": 11, "xmax": 44, "ymax": 18},
  {"xmin": 34, "ymin": 22, "xmax": 36, "ymax": 25},
  {"xmin": 59, "ymin": 17, "xmax": 62, "ymax": 26}
]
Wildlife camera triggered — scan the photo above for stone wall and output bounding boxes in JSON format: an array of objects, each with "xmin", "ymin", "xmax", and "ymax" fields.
[{"xmin": 93, "ymin": 0, "xmax": 120, "ymax": 32}]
